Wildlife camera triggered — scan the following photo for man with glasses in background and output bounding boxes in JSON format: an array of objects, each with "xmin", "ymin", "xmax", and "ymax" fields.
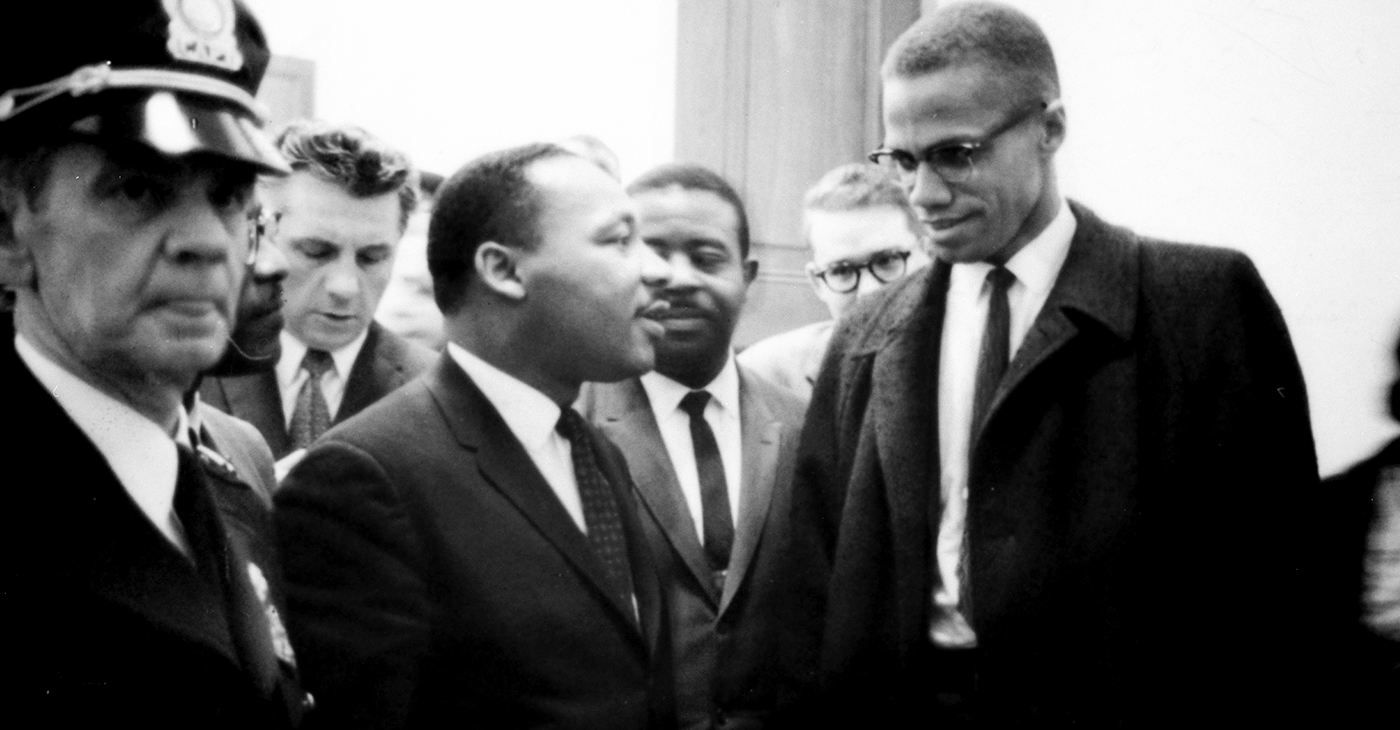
[
  {"xmin": 739, "ymin": 163, "xmax": 928, "ymax": 402},
  {"xmin": 781, "ymin": 2, "xmax": 1334, "ymax": 726}
]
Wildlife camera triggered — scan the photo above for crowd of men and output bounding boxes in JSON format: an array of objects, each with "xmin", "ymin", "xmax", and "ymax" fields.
[{"xmin": 1, "ymin": 1, "xmax": 1392, "ymax": 728}]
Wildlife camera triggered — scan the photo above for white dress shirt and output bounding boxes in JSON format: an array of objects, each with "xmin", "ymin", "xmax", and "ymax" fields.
[
  {"xmin": 16, "ymin": 334, "xmax": 191, "ymax": 555},
  {"xmin": 640, "ymin": 354, "xmax": 744, "ymax": 544},
  {"xmin": 931, "ymin": 199, "xmax": 1076, "ymax": 648},
  {"xmin": 446, "ymin": 342, "xmax": 587, "ymax": 532},
  {"xmin": 276, "ymin": 328, "xmax": 370, "ymax": 427}
]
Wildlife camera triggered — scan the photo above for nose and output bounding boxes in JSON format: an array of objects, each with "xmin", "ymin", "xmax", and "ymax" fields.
[
  {"xmin": 323, "ymin": 257, "xmax": 361, "ymax": 301},
  {"xmin": 907, "ymin": 163, "xmax": 954, "ymax": 210},
  {"xmin": 856, "ymin": 269, "xmax": 886, "ymax": 297},
  {"xmin": 251, "ymin": 236, "xmax": 289, "ymax": 284},
  {"xmin": 165, "ymin": 193, "xmax": 236, "ymax": 267},
  {"xmin": 636, "ymin": 240, "xmax": 672, "ymax": 289}
]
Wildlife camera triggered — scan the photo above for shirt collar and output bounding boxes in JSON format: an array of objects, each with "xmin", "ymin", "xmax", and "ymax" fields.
[
  {"xmin": 445, "ymin": 342, "xmax": 562, "ymax": 452},
  {"xmin": 948, "ymin": 197, "xmax": 1076, "ymax": 294},
  {"xmin": 640, "ymin": 351, "xmax": 740, "ymax": 418},
  {"xmin": 14, "ymin": 334, "xmax": 182, "ymax": 534},
  {"xmin": 276, "ymin": 326, "xmax": 371, "ymax": 391}
]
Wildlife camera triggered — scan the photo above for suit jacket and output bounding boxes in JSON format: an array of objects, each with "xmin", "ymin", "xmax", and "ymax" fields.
[
  {"xmin": 201, "ymin": 321, "xmax": 435, "ymax": 459},
  {"xmin": 736, "ymin": 321, "xmax": 832, "ymax": 404},
  {"xmin": 782, "ymin": 202, "xmax": 1334, "ymax": 725},
  {"xmin": 2, "ymin": 346, "xmax": 310, "ymax": 728},
  {"xmin": 274, "ymin": 355, "xmax": 673, "ymax": 730},
  {"xmin": 578, "ymin": 367, "xmax": 806, "ymax": 730}
]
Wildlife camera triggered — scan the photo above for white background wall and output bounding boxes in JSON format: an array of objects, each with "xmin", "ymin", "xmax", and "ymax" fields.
[
  {"xmin": 247, "ymin": 0, "xmax": 679, "ymax": 181},
  {"xmin": 247, "ymin": 0, "xmax": 1400, "ymax": 474}
]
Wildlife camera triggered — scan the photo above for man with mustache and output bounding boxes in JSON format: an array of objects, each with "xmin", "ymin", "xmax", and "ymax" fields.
[
  {"xmin": 783, "ymin": 1, "xmax": 1333, "ymax": 725},
  {"xmin": 200, "ymin": 121, "xmax": 435, "ymax": 470},
  {"xmin": 275, "ymin": 143, "xmax": 676, "ymax": 728},
  {"xmin": 0, "ymin": 1, "xmax": 311, "ymax": 725},
  {"xmin": 579, "ymin": 163, "xmax": 805, "ymax": 730}
]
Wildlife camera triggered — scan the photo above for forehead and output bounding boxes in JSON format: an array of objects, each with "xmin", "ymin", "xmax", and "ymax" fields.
[
  {"xmin": 882, "ymin": 63, "xmax": 1016, "ymax": 147},
  {"xmin": 528, "ymin": 156, "xmax": 634, "ymax": 237},
  {"xmin": 268, "ymin": 172, "xmax": 402, "ymax": 248},
  {"xmin": 807, "ymin": 206, "xmax": 920, "ymax": 265},
  {"xmin": 633, "ymin": 186, "xmax": 740, "ymax": 247}
]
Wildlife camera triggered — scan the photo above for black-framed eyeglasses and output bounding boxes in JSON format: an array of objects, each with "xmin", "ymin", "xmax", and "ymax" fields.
[
  {"xmin": 868, "ymin": 101, "xmax": 1049, "ymax": 185},
  {"xmin": 245, "ymin": 205, "xmax": 279, "ymax": 266},
  {"xmin": 812, "ymin": 249, "xmax": 912, "ymax": 294}
]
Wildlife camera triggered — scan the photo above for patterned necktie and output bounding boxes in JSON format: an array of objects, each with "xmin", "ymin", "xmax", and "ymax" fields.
[
  {"xmin": 971, "ymin": 266, "xmax": 1016, "ymax": 437},
  {"xmin": 679, "ymin": 390, "xmax": 734, "ymax": 577},
  {"xmin": 289, "ymin": 349, "xmax": 334, "ymax": 450},
  {"xmin": 556, "ymin": 408, "xmax": 636, "ymax": 610}
]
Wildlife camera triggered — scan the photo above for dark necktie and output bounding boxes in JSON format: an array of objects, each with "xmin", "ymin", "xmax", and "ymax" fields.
[
  {"xmin": 289, "ymin": 349, "xmax": 334, "ymax": 450},
  {"xmin": 556, "ymin": 408, "xmax": 636, "ymax": 610},
  {"xmin": 679, "ymin": 390, "xmax": 734, "ymax": 578},
  {"xmin": 971, "ymin": 266, "xmax": 1016, "ymax": 437}
]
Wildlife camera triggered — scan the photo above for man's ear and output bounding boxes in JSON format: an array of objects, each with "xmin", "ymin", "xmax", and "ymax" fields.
[
  {"xmin": 473, "ymin": 241, "xmax": 525, "ymax": 300},
  {"xmin": 1040, "ymin": 99, "xmax": 1067, "ymax": 156},
  {"xmin": 743, "ymin": 258, "xmax": 759, "ymax": 285},
  {"xmin": 804, "ymin": 260, "xmax": 824, "ymax": 297},
  {"xmin": 0, "ymin": 191, "xmax": 35, "ymax": 290}
]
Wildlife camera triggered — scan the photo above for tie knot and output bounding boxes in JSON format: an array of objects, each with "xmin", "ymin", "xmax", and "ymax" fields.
[
  {"xmin": 986, "ymin": 266, "xmax": 1016, "ymax": 293},
  {"xmin": 679, "ymin": 390, "xmax": 710, "ymax": 419},
  {"xmin": 555, "ymin": 407, "xmax": 589, "ymax": 443},
  {"xmin": 301, "ymin": 349, "xmax": 334, "ymax": 378}
]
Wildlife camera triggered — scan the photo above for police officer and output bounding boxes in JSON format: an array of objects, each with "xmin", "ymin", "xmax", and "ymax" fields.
[{"xmin": 0, "ymin": 1, "xmax": 312, "ymax": 726}]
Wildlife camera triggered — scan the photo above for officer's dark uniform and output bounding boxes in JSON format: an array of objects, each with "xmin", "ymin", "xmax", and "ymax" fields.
[{"xmin": 0, "ymin": 2, "xmax": 312, "ymax": 727}]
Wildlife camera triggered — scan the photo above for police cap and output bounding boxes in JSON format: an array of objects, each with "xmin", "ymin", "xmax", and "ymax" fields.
[{"xmin": 0, "ymin": 0, "xmax": 290, "ymax": 174}]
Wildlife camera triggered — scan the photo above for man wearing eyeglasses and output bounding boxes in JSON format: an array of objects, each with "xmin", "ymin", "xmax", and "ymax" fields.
[
  {"xmin": 781, "ymin": 2, "xmax": 1332, "ymax": 726},
  {"xmin": 738, "ymin": 163, "xmax": 929, "ymax": 402}
]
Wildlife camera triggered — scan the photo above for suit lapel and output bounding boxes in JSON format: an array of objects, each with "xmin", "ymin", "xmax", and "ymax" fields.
[
  {"xmin": 207, "ymin": 370, "xmax": 290, "ymax": 458},
  {"xmin": 720, "ymin": 371, "xmax": 781, "ymax": 613},
  {"xmin": 594, "ymin": 380, "xmax": 721, "ymax": 607},
  {"xmin": 424, "ymin": 358, "xmax": 645, "ymax": 639},
  {"xmin": 337, "ymin": 321, "xmax": 384, "ymax": 424}
]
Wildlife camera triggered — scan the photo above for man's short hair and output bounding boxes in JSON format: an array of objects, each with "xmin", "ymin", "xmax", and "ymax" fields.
[
  {"xmin": 626, "ymin": 163, "xmax": 750, "ymax": 258},
  {"xmin": 802, "ymin": 162, "xmax": 922, "ymax": 247},
  {"xmin": 427, "ymin": 142, "xmax": 573, "ymax": 314},
  {"xmin": 882, "ymin": 1, "xmax": 1059, "ymax": 103},
  {"xmin": 272, "ymin": 120, "xmax": 418, "ymax": 229}
]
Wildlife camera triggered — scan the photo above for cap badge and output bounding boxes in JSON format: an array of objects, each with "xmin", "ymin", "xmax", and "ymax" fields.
[{"xmin": 163, "ymin": 0, "xmax": 244, "ymax": 72}]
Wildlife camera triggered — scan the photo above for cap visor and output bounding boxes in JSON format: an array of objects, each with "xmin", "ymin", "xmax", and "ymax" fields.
[{"xmin": 67, "ymin": 90, "xmax": 290, "ymax": 174}]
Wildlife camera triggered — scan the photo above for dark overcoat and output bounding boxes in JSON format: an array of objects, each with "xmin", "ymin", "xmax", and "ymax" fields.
[{"xmin": 782, "ymin": 202, "xmax": 1333, "ymax": 725}]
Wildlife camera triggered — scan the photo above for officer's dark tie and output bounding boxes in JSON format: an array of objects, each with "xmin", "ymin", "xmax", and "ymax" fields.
[
  {"xmin": 556, "ymin": 408, "xmax": 636, "ymax": 610},
  {"xmin": 679, "ymin": 390, "xmax": 734, "ymax": 580},
  {"xmin": 289, "ymin": 349, "xmax": 334, "ymax": 450},
  {"xmin": 971, "ymin": 266, "xmax": 1016, "ymax": 437}
]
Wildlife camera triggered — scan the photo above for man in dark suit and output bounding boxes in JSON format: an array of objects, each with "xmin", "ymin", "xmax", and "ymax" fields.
[
  {"xmin": 275, "ymin": 143, "xmax": 676, "ymax": 728},
  {"xmin": 578, "ymin": 164, "xmax": 805, "ymax": 730},
  {"xmin": 0, "ymin": 1, "xmax": 310, "ymax": 725},
  {"xmin": 782, "ymin": 2, "xmax": 1332, "ymax": 725},
  {"xmin": 201, "ymin": 121, "xmax": 434, "ymax": 470}
]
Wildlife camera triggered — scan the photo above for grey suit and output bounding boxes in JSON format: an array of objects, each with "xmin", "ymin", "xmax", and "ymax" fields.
[{"xmin": 579, "ymin": 366, "xmax": 805, "ymax": 730}]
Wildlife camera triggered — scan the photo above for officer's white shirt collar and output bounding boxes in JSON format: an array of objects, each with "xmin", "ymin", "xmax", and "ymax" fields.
[
  {"xmin": 276, "ymin": 327, "xmax": 370, "ymax": 426},
  {"xmin": 15, "ymin": 334, "xmax": 191, "ymax": 555},
  {"xmin": 639, "ymin": 352, "xmax": 741, "ymax": 425}
]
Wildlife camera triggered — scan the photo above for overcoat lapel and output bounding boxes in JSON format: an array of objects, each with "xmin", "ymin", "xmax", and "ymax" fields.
[
  {"xmin": 868, "ymin": 262, "xmax": 949, "ymax": 645},
  {"xmin": 423, "ymin": 358, "xmax": 647, "ymax": 641},
  {"xmin": 720, "ymin": 372, "xmax": 782, "ymax": 614},
  {"xmin": 593, "ymin": 380, "xmax": 721, "ymax": 608},
  {"xmin": 978, "ymin": 203, "xmax": 1139, "ymax": 443}
]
